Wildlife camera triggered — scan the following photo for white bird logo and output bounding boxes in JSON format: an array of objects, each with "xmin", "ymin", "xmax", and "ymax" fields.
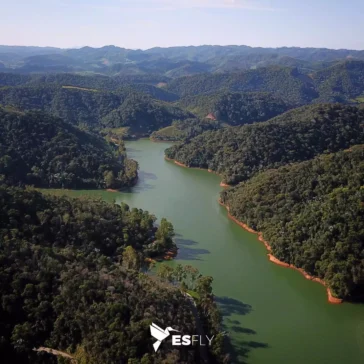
[{"xmin": 150, "ymin": 322, "xmax": 179, "ymax": 352}]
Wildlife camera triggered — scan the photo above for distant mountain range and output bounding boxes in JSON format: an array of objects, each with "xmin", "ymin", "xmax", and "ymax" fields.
[{"xmin": 1, "ymin": 44, "xmax": 364, "ymax": 76}]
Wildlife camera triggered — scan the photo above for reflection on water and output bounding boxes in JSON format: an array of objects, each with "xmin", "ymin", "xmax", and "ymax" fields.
[{"xmin": 175, "ymin": 238, "xmax": 210, "ymax": 261}]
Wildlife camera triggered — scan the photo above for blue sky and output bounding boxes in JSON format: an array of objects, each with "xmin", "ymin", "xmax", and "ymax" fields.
[{"xmin": 1, "ymin": 0, "xmax": 363, "ymax": 50}]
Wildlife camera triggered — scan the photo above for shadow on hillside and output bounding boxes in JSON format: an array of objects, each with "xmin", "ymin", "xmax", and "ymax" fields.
[
  {"xmin": 175, "ymin": 238, "xmax": 210, "ymax": 261},
  {"xmin": 215, "ymin": 298, "xmax": 269, "ymax": 363}
]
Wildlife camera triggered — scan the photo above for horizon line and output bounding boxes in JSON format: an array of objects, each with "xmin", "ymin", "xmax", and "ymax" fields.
[{"xmin": 0, "ymin": 43, "xmax": 364, "ymax": 52}]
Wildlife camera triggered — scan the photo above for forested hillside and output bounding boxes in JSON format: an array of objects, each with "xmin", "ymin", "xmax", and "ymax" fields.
[
  {"xmin": 165, "ymin": 60, "xmax": 364, "ymax": 105},
  {"xmin": 0, "ymin": 85, "xmax": 190, "ymax": 133},
  {"xmin": 220, "ymin": 146, "xmax": 364, "ymax": 299},
  {"xmin": 0, "ymin": 108, "xmax": 138, "ymax": 189},
  {"xmin": 177, "ymin": 92, "xmax": 289, "ymax": 124},
  {"xmin": 151, "ymin": 118, "xmax": 222, "ymax": 142},
  {"xmin": 0, "ymin": 72, "xmax": 177, "ymax": 101},
  {"xmin": 166, "ymin": 66, "xmax": 317, "ymax": 105},
  {"xmin": 100, "ymin": 92, "xmax": 191, "ymax": 133},
  {"xmin": 0, "ymin": 186, "xmax": 225, "ymax": 363},
  {"xmin": 165, "ymin": 104, "xmax": 364, "ymax": 184},
  {"xmin": 312, "ymin": 60, "xmax": 364, "ymax": 103},
  {"xmin": 1, "ymin": 60, "xmax": 364, "ymax": 138}
]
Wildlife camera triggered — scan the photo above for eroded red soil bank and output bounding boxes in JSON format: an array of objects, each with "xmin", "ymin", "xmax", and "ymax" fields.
[
  {"xmin": 166, "ymin": 156, "xmax": 343, "ymax": 304},
  {"xmin": 218, "ymin": 200, "xmax": 342, "ymax": 304}
]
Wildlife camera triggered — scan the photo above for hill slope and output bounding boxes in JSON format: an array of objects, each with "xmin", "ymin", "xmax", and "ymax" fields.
[
  {"xmin": 166, "ymin": 104, "xmax": 364, "ymax": 184},
  {"xmin": 177, "ymin": 91, "xmax": 289, "ymax": 124},
  {"xmin": 2, "ymin": 44, "xmax": 364, "ymax": 75},
  {"xmin": 220, "ymin": 146, "xmax": 364, "ymax": 299},
  {"xmin": 0, "ymin": 85, "xmax": 190, "ymax": 133},
  {"xmin": 312, "ymin": 60, "xmax": 364, "ymax": 102},
  {"xmin": 166, "ymin": 66, "xmax": 318, "ymax": 105},
  {"xmin": 0, "ymin": 108, "xmax": 138, "ymax": 189},
  {"xmin": 0, "ymin": 186, "xmax": 223, "ymax": 363}
]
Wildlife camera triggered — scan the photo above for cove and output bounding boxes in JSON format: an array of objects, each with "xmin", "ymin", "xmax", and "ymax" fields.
[{"xmin": 57, "ymin": 140, "xmax": 364, "ymax": 364}]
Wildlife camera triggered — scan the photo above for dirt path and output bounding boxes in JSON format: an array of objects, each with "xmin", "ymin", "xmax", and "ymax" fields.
[{"xmin": 33, "ymin": 347, "xmax": 76, "ymax": 362}]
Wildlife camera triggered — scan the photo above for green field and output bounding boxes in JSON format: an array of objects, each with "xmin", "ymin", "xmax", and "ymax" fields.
[
  {"xmin": 151, "ymin": 125, "xmax": 183, "ymax": 141},
  {"xmin": 62, "ymin": 85, "xmax": 98, "ymax": 92}
]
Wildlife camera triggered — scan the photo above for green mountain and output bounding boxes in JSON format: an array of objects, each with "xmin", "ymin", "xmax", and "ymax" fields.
[
  {"xmin": 220, "ymin": 146, "xmax": 364, "ymax": 299},
  {"xmin": 177, "ymin": 91, "xmax": 289, "ymax": 124},
  {"xmin": 165, "ymin": 104, "xmax": 364, "ymax": 184},
  {"xmin": 166, "ymin": 66, "xmax": 318, "ymax": 105},
  {"xmin": 2, "ymin": 44, "xmax": 364, "ymax": 76},
  {"xmin": 165, "ymin": 61, "xmax": 364, "ymax": 106},
  {"xmin": 0, "ymin": 108, "xmax": 138, "ymax": 189},
  {"xmin": 312, "ymin": 60, "xmax": 364, "ymax": 102},
  {"xmin": 100, "ymin": 92, "xmax": 192, "ymax": 134},
  {"xmin": 152, "ymin": 92, "xmax": 289, "ymax": 142},
  {"xmin": 151, "ymin": 118, "xmax": 222, "ymax": 142},
  {"xmin": 0, "ymin": 72, "xmax": 176, "ymax": 100},
  {"xmin": 0, "ymin": 85, "xmax": 190, "ymax": 133}
]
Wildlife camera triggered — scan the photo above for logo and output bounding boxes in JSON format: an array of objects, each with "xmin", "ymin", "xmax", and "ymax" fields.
[
  {"xmin": 150, "ymin": 323, "xmax": 179, "ymax": 352},
  {"xmin": 150, "ymin": 322, "xmax": 215, "ymax": 352}
]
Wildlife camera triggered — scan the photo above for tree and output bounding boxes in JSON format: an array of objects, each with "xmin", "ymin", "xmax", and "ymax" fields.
[
  {"xmin": 104, "ymin": 170, "xmax": 115, "ymax": 189},
  {"xmin": 156, "ymin": 218, "xmax": 175, "ymax": 241},
  {"xmin": 157, "ymin": 264, "xmax": 174, "ymax": 282},
  {"xmin": 122, "ymin": 246, "xmax": 140, "ymax": 271}
]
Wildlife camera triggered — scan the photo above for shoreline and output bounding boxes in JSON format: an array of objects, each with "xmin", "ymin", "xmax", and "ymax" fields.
[
  {"xmin": 165, "ymin": 157, "xmax": 231, "ymax": 186},
  {"xmin": 218, "ymin": 199, "xmax": 343, "ymax": 304},
  {"xmin": 105, "ymin": 175, "xmax": 139, "ymax": 193},
  {"xmin": 166, "ymin": 156, "xmax": 342, "ymax": 304},
  {"xmin": 150, "ymin": 137, "xmax": 177, "ymax": 144}
]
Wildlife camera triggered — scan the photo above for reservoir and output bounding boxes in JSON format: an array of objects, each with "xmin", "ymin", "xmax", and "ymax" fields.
[{"xmin": 63, "ymin": 139, "xmax": 364, "ymax": 364}]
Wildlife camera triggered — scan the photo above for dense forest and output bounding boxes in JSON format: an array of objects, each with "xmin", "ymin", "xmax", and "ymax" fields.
[
  {"xmin": 220, "ymin": 146, "xmax": 364, "ymax": 299},
  {"xmin": 0, "ymin": 85, "xmax": 191, "ymax": 133},
  {"xmin": 151, "ymin": 118, "xmax": 222, "ymax": 142},
  {"xmin": 0, "ymin": 108, "xmax": 138, "ymax": 189},
  {"xmin": 312, "ymin": 60, "xmax": 364, "ymax": 103},
  {"xmin": 0, "ymin": 185, "xmax": 225, "ymax": 363},
  {"xmin": 166, "ymin": 61, "xmax": 364, "ymax": 105},
  {"xmin": 0, "ymin": 73, "xmax": 177, "ymax": 101},
  {"xmin": 165, "ymin": 104, "xmax": 364, "ymax": 184},
  {"xmin": 0, "ymin": 59, "xmax": 363, "ymax": 140},
  {"xmin": 166, "ymin": 66, "xmax": 317, "ymax": 105},
  {"xmin": 100, "ymin": 92, "xmax": 192, "ymax": 134},
  {"xmin": 176, "ymin": 92, "xmax": 289, "ymax": 124}
]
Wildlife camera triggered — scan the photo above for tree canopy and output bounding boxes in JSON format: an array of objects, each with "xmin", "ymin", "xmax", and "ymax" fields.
[
  {"xmin": 0, "ymin": 108, "xmax": 138, "ymax": 189},
  {"xmin": 0, "ymin": 185, "xmax": 226, "ymax": 363},
  {"xmin": 166, "ymin": 104, "xmax": 364, "ymax": 184},
  {"xmin": 220, "ymin": 146, "xmax": 364, "ymax": 299},
  {"xmin": 176, "ymin": 91, "xmax": 289, "ymax": 124},
  {"xmin": 0, "ymin": 85, "xmax": 191, "ymax": 134}
]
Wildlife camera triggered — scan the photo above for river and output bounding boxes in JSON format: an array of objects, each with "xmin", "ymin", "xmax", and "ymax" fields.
[{"xmin": 59, "ymin": 139, "xmax": 364, "ymax": 364}]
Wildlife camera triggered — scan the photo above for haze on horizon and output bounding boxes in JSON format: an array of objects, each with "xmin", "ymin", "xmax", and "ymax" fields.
[{"xmin": 1, "ymin": 0, "xmax": 363, "ymax": 50}]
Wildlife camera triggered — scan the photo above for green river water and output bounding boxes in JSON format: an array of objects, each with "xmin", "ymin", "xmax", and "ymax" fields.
[{"xmin": 57, "ymin": 139, "xmax": 364, "ymax": 364}]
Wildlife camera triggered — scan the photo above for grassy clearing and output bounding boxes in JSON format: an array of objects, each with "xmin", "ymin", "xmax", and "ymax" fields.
[
  {"xmin": 62, "ymin": 85, "xmax": 99, "ymax": 92},
  {"xmin": 152, "ymin": 125, "xmax": 184, "ymax": 141},
  {"xmin": 186, "ymin": 290, "xmax": 200, "ymax": 300},
  {"xmin": 156, "ymin": 125, "xmax": 178, "ymax": 137}
]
